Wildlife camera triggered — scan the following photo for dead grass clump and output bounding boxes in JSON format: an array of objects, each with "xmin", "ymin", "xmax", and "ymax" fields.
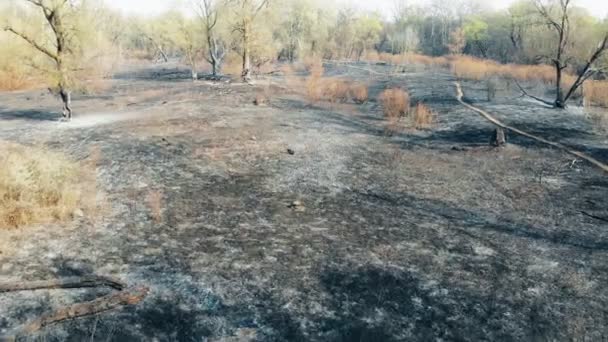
[
  {"xmin": 350, "ymin": 83, "xmax": 369, "ymax": 104},
  {"xmin": 380, "ymin": 88, "xmax": 410, "ymax": 135},
  {"xmin": 147, "ymin": 190, "xmax": 164, "ymax": 223},
  {"xmin": 412, "ymin": 103, "xmax": 434, "ymax": 129},
  {"xmin": 304, "ymin": 56, "xmax": 324, "ymax": 75},
  {"xmin": 254, "ymin": 83, "xmax": 272, "ymax": 106},
  {"xmin": 305, "ymin": 59, "xmax": 325, "ymax": 103},
  {"xmin": 221, "ymin": 54, "xmax": 243, "ymax": 76},
  {"xmin": 584, "ymin": 81, "xmax": 608, "ymax": 108},
  {"xmin": 0, "ymin": 70, "xmax": 31, "ymax": 91},
  {"xmin": 323, "ymin": 78, "xmax": 350, "ymax": 103},
  {"xmin": 380, "ymin": 88, "xmax": 410, "ymax": 119},
  {"xmin": 0, "ymin": 141, "xmax": 97, "ymax": 229}
]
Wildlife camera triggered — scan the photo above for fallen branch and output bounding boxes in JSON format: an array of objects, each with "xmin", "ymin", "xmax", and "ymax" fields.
[
  {"xmin": 514, "ymin": 80, "xmax": 555, "ymax": 107},
  {"xmin": 581, "ymin": 211, "xmax": 608, "ymax": 223},
  {"xmin": 1, "ymin": 287, "xmax": 149, "ymax": 342},
  {"xmin": 0, "ymin": 276, "xmax": 126, "ymax": 294},
  {"xmin": 454, "ymin": 82, "xmax": 608, "ymax": 174}
]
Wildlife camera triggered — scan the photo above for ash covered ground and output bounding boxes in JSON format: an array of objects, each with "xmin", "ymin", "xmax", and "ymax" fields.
[{"xmin": 1, "ymin": 62, "xmax": 607, "ymax": 341}]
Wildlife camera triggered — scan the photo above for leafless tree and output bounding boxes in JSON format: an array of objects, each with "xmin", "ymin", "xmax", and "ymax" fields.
[
  {"xmin": 533, "ymin": 0, "xmax": 608, "ymax": 108},
  {"xmin": 196, "ymin": 0, "xmax": 225, "ymax": 77},
  {"xmin": 231, "ymin": 0, "xmax": 269, "ymax": 82},
  {"xmin": 4, "ymin": 0, "xmax": 75, "ymax": 120}
]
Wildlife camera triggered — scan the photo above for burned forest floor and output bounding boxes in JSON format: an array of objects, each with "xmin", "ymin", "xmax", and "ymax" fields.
[{"xmin": 1, "ymin": 61, "xmax": 608, "ymax": 341}]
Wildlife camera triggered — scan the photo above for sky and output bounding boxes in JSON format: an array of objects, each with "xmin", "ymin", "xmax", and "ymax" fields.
[{"xmin": 104, "ymin": 0, "xmax": 608, "ymax": 18}]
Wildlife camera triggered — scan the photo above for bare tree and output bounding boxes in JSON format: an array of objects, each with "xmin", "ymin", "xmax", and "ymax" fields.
[
  {"xmin": 197, "ymin": 0, "xmax": 226, "ymax": 77},
  {"xmin": 231, "ymin": 0, "xmax": 269, "ymax": 82},
  {"xmin": 4, "ymin": 0, "xmax": 76, "ymax": 119},
  {"xmin": 533, "ymin": 0, "xmax": 608, "ymax": 108}
]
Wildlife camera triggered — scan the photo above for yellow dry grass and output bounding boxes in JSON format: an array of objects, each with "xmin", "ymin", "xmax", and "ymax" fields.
[
  {"xmin": 370, "ymin": 53, "xmax": 581, "ymax": 87},
  {"xmin": 0, "ymin": 69, "xmax": 39, "ymax": 91},
  {"xmin": 350, "ymin": 83, "xmax": 369, "ymax": 104},
  {"xmin": 305, "ymin": 59, "xmax": 325, "ymax": 103},
  {"xmin": 412, "ymin": 103, "xmax": 434, "ymax": 129},
  {"xmin": 322, "ymin": 78, "xmax": 350, "ymax": 103},
  {"xmin": 584, "ymin": 81, "xmax": 608, "ymax": 108},
  {"xmin": 0, "ymin": 141, "xmax": 97, "ymax": 229},
  {"xmin": 380, "ymin": 88, "xmax": 410, "ymax": 120}
]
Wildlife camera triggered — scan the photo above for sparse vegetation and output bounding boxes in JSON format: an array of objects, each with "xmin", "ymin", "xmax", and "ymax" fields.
[
  {"xmin": 584, "ymin": 81, "xmax": 608, "ymax": 108},
  {"xmin": 146, "ymin": 190, "xmax": 163, "ymax": 223},
  {"xmin": 1, "ymin": 0, "xmax": 608, "ymax": 341},
  {"xmin": 350, "ymin": 83, "xmax": 369, "ymax": 104},
  {"xmin": 322, "ymin": 78, "xmax": 350, "ymax": 104},
  {"xmin": 380, "ymin": 88, "xmax": 410, "ymax": 120},
  {"xmin": 0, "ymin": 141, "xmax": 96, "ymax": 229},
  {"xmin": 412, "ymin": 103, "xmax": 434, "ymax": 129}
]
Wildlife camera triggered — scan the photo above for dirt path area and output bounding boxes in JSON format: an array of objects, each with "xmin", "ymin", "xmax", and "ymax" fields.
[{"xmin": 1, "ymin": 62, "xmax": 607, "ymax": 341}]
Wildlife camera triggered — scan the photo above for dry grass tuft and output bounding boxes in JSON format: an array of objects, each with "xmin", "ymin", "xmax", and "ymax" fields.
[
  {"xmin": 380, "ymin": 88, "xmax": 410, "ymax": 119},
  {"xmin": 254, "ymin": 83, "xmax": 272, "ymax": 106},
  {"xmin": 0, "ymin": 141, "xmax": 97, "ymax": 229},
  {"xmin": 350, "ymin": 83, "xmax": 369, "ymax": 104},
  {"xmin": 322, "ymin": 78, "xmax": 350, "ymax": 103},
  {"xmin": 147, "ymin": 190, "xmax": 164, "ymax": 223},
  {"xmin": 380, "ymin": 88, "xmax": 410, "ymax": 135},
  {"xmin": 584, "ymin": 81, "xmax": 608, "ymax": 108},
  {"xmin": 221, "ymin": 54, "xmax": 243, "ymax": 77},
  {"xmin": 412, "ymin": 103, "xmax": 434, "ymax": 129},
  {"xmin": 305, "ymin": 59, "xmax": 325, "ymax": 103},
  {"xmin": 0, "ymin": 69, "xmax": 37, "ymax": 91}
]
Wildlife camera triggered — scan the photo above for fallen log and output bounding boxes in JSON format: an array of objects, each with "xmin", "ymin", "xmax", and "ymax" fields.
[
  {"xmin": 1, "ymin": 287, "xmax": 149, "ymax": 342},
  {"xmin": 454, "ymin": 82, "xmax": 608, "ymax": 174}
]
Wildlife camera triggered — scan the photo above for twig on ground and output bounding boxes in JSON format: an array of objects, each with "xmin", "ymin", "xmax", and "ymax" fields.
[{"xmin": 580, "ymin": 211, "xmax": 608, "ymax": 223}]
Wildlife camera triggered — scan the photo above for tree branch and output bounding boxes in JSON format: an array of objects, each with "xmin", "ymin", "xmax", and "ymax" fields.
[
  {"xmin": 4, "ymin": 26, "xmax": 58, "ymax": 62},
  {"xmin": 514, "ymin": 80, "xmax": 555, "ymax": 107}
]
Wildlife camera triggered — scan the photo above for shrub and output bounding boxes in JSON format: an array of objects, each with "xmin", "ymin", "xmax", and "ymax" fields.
[
  {"xmin": 0, "ymin": 69, "xmax": 36, "ymax": 91},
  {"xmin": 0, "ymin": 141, "xmax": 97, "ymax": 229},
  {"xmin": 323, "ymin": 78, "xmax": 350, "ymax": 103},
  {"xmin": 350, "ymin": 83, "xmax": 369, "ymax": 104},
  {"xmin": 412, "ymin": 103, "xmax": 434, "ymax": 129},
  {"xmin": 380, "ymin": 88, "xmax": 410, "ymax": 119},
  {"xmin": 305, "ymin": 59, "xmax": 325, "ymax": 103}
]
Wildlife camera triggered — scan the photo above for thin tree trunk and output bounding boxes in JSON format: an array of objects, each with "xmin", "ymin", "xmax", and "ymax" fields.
[
  {"xmin": 242, "ymin": 19, "xmax": 251, "ymax": 82},
  {"xmin": 554, "ymin": 62, "xmax": 565, "ymax": 108}
]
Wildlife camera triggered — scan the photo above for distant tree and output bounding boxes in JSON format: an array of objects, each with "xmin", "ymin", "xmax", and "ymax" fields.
[
  {"xmin": 533, "ymin": 0, "xmax": 608, "ymax": 108},
  {"xmin": 277, "ymin": 0, "xmax": 315, "ymax": 62},
  {"xmin": 448, "ymin": 28, "xmax": 466, "ymax": 54},
  {"xmin": 4, "ymin": 0, "xmax": 79, "ymax": 120},
  {"xmin": 352, "ymin": 14, "xmax": 383, "ymax": 60},
  {"xmin": 463, "ymin": 18, "xmax": 490, "ymax": 57},
  {"xmin": 172, "ymin": 15, "xmax": 204, "ymax": 80},
  {"xmin": 196, "ymin": 0, "xmax": 226, "ymax": 77},
  {"xmin": 230, "ymin": 0, "xmax": 270, "ymax": 82}
]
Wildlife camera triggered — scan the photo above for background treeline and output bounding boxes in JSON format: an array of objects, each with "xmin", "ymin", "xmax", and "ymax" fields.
[{"xmin": 1, "ymin": 0, "xmax": 607, "ymax": 89}]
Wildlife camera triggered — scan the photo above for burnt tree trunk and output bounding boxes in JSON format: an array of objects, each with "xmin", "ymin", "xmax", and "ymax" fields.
[{"xmin": 490, "ymin": 128, "xmax": 507, "ymax": 147}]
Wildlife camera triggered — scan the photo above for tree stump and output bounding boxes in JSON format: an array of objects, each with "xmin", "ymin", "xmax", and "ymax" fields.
[{"xmin": 490, "ymin": 128, "xmax": 507, "ymax": 147}]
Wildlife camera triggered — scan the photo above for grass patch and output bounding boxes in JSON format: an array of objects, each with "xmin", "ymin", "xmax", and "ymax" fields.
[
  {"xmin": 350, "ymin": 83, "xmax": 369, "ymax": 104},
  {"xmin": 380, "ymin": 88, "xmax": 410, "ymax": 134},
  {"xmin": 584, "ymin": 81, "xmax": 608, "ymax": 108},
  {"xmin": 412, "ymin": 103, "xmax": 434, "ymax": 129},
  {"xmin": 0, "ymin": 141, "xmax": 97, "ymax": 229}
]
